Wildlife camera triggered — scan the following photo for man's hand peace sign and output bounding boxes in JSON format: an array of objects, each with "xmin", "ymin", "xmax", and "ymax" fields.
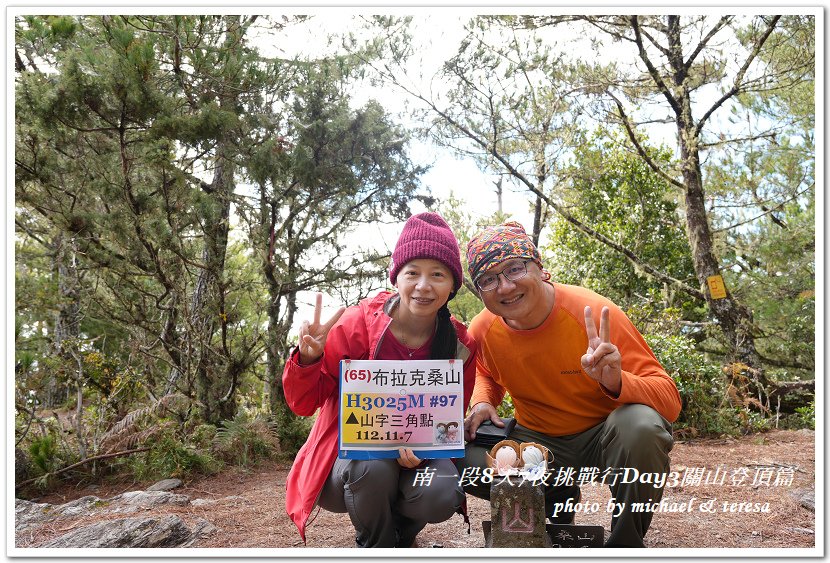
[
  {"xmin": 298, "ymin": 293, "xmax": 346, "ymax": 366},
  {"xmin": 580, "ymin": 306, "xmax": 622, "ymax": 396}
]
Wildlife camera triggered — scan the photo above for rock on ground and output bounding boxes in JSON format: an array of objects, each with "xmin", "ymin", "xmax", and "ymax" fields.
[
  {"xmin": 16, "ymin": 487, "xmax": 210, "ymax": 548},
  {"xmin": 146, "ymin": 478, "xmax": 183, "ymax": 492},
  {"xmin": 40, "ymin": 515, "xmax": 193, "ymax": 548}
]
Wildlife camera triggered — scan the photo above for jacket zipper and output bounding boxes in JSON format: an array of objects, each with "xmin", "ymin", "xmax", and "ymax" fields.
[
  {"xmin": 305, "ymin": 310, "xmax": 393, "ymax": 530},
  {"xmin": 372, "ymin": 317, "xmax": 394, "ymax": 358}
]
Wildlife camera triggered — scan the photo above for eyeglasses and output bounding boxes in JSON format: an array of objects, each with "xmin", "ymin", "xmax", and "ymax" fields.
[{"xmin": 475, "ymin": 260, "xmax": 530, "ymax": 292}]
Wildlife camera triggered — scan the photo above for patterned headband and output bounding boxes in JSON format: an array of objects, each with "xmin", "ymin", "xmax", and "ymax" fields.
[{"xmin": 466, "ymin": 221, "xmax": 542, "ymax": 282}]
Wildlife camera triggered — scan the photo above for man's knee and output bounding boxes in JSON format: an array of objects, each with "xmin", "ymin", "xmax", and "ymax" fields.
[
  {"xmin": 604, "ymin": 404, "xmax": 673, "ymax": 456},
  {"xmin": 398, "ymin": 460, "xmax": 464, "ymax": 523},
  {"xmin": 457, "ymin": 443, "xmax": 490, "ymax": 471},
  {"xmin": 454, "ymin": 444, "xmax": 493, "ymax": 499}
]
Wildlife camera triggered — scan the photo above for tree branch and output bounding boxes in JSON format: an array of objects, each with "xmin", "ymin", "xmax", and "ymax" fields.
[
  {"xmin": 608, "ymin": 92, "xmax": 685, "ymax": 190},
  {"xmin": 684, "ymin": 16, "xmax": 732, "ymax": 68},
  {"xmin": 694, "ymin": 16, "xmax": 782, "ymax": 137},
  {"xmin": 637, "ymin": 23, "xmax": 672, "ymax": 59},
  {"xmin": 15, "ymin": 447, "xmax": 152, "ymax": 489},
  {"xmin": 419, "ymin": 93, "xmax": 703, "ymax": 300},
  {"xmin": 699, "ymin": 131, "xmax": 777, "ymax": 148},
  {"xmin": 711, "ymin": 183, "xmax": 811, "ymax": 233},
  {"xmin": 630, "ymin": 16, "xmax": 681, "ymax": 115}
]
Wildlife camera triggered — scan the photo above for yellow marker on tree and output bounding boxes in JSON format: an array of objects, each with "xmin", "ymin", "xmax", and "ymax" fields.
[{"xmin": 707, "ymin": 275, "xmax": 727, "ymax": 299}]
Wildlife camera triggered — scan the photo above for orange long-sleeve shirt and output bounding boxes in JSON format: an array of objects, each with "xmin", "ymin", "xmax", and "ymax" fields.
[{"xmin": 468, "ymin": 283, "xmax": 681, "ymax": 436}]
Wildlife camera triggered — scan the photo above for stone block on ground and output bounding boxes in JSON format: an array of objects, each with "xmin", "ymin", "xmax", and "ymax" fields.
[
  {"xmin": 15, "ymin": 499, "xmax": 53, "ymax": 532},
  {"xmin": 489, "ymin": 477, "xmax": 548, "ymax": 548},
  {"xmin": 181, "ymin": 518, "xmax": 219, "ymax": 547}
]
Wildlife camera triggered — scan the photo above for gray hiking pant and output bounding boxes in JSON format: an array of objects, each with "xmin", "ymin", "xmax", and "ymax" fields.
[
  {"xmin": 317, "ymin": 457, "xmax": 464, "ymax": 548},
  {"xmin": 457, "ymin": 404, "xmax": 674, "ymax": 547}
]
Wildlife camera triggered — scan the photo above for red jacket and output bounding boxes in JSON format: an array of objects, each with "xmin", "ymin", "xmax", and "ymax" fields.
[{"xmin": 282, "ymin": 291, "xmax": 478, "ymax": 542}]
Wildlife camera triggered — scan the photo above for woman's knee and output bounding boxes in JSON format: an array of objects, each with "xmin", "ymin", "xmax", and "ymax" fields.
[
  {"xmin": 344, "ymin": 459, "xmax": 400, "ymax": 493},
  {"xmin": 318, "ymin": 458, "xmax": 400, "ymax": 513}
]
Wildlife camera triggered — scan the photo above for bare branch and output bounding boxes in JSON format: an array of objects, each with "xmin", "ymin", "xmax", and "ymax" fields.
[
  {"xmin": 15, "ymin": 447, "xmax": 152, "ymax": 489},
  {"xmin": 608, "ymin": 92, "xmax": 685, "ymax": 190},
  {"xmin": 637, "ymin": 23, "xmax": 672, "ymax": 59},
  {"xmin": 684, "ymin": 16, "xmax": 732, "ymax": 68},
  {"xmin": 711, "ymin": 183, "xmax": 812, "ymax": 233},
  {"xmin": 630, "ymin": 16, "xmax": 681, "ymax": 115},
  {"xmin": 695, "ymin": 16, "xmax": 782, "ymax": 137},
  {"xmin": 699, "ymin": 131, "xmax": 777, "ymax": 148}
]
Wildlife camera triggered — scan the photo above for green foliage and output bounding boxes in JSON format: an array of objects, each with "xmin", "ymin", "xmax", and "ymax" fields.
[
  {"xmin": 648, "ymin": 333, "xmax": 793, "ymax": 436},
  {"xmin": 496, "ymin": 393, "xmax": 515, "ymax": 419},
  {"xmin": 81, "ymin": 351, "xmax": 126, "ymax": 398},
  {"xmin": 702, "ymin": 15, "xmax": 814, "ymax": 374},
  {"xmin": 645, "ymin": 333, "xmax": 740, "ymax": 436},
  {"xmin": 212, "ymin": 413, "xmax": 280, "ymax": 467},
  {"xmin": 18, "ymin": 420, "xmax": 80, "ymax": 493},
  {"xmin": 28, "ymin": 434, "xmax": 59, "ymax": 476},
  {"xmin": 448, "ymin": 289, "xmax": 486, "ymax": 326},
  {"xmin": 189, "ymin": 423, "xmax": 219, "ymax": 450},
  {"xmin": 545, "ymin": 131, "xmax": 696, "ymax": 317},
  {"xmin": 437, "ymin": 192, "xmax": 503, "ymax": 324},
  {"xmin": 128, "ymin": 428, "xmax": 218, "ymax": 481},
  {"xmin": 793, "ymin": 400, "xmax": 815, "ymax": 430},
  {"xmin": 271, "ymin": 408, "xmax": 314, "ymax": 459},
  {"xmin": 721, "ymin": 196, "xmax": 815, "ymax": 376}
]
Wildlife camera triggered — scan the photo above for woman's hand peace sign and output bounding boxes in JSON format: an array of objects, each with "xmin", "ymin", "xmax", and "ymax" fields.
[
  {"xmin": 580, "ymin": 305, "xmax": 622, "ymax": 396},
  {"xmin": 298, "ymin": 293, "xmax": 346, "ymax": 366}
]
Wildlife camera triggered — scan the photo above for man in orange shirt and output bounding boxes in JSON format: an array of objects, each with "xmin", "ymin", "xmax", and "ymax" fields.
[{"xmin": 460, "ymin": 221, "xmax": 681, "ymax": 548}]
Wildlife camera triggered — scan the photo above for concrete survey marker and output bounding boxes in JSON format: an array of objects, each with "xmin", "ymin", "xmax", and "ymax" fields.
[
  {"xmin": 484, "ymin": 477, "xmax": 605, "ymax": 548},
  {"xmin": 488, "ymin": 477, "xmax": 548, "ymax": 547}
]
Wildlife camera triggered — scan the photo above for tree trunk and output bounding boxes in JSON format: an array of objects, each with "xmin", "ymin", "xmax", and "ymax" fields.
[
  {"xmin": 49, "ymin": 232, "xmax": 82, "ymax": 408},
  {"xmin": 531, "ymin": 156, "xmax": 547, "ymax": 246},
  {"xmin": 192, "ymin": 16, "xmax": 254, "ymax": 425},
  {"xmin": 71, "ymin": 349, "xmax": 88, "ymax": 460},
  {"xmin": 265, "ymin": 254, "xmax": 298, "ymax": 422},
  {"xmin": 660, "ymin": 15, "xmax": 767, "ymax": 396},
  {"xmin": 767, "ymin": 380, "xmax": 814, "ymax": 414},
  {"xmin": 194, "ymin": 149, "xmax": 235, "ymax": 424},
  {"xmin": 260, "ymin": 185, "xmax": 302, "ymax": 448},
  {"xmin": 676, "ymin": 93, "xmax": 767, "ymax": 392}
]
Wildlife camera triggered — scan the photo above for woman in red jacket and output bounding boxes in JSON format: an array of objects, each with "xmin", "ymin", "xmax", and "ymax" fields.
[{"xmin": 282, "ymin": 212, "xmax": 478, "ymax": 547}]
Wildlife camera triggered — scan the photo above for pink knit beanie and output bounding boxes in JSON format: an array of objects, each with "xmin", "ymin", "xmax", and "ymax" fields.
[{"xmin": 389, "ymin": 212, "xmax": 463, "ymax": 293}]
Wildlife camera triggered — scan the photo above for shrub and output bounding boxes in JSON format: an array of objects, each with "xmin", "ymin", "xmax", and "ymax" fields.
[
  {"xmin": 189, "ymin": 423, "xmax": 219, "ymax": 450},
  {"xmin": 127, "ymin": 429, "xmax": 218, "ymax": 481},
  {"xmin": 213, "ymin": 412, "xmax": 280, "ymax": 467},
  {"xmin": 271, "ymin": 407, "xmax": 313, "ymax": 458},
  {"xmin": 646, "ymin": 333, "xmax": 742, "ymax": 436},
  {"xmin": 22, "ymin": 431, "xmax": 75, "ymax": 491},
  {"xmin": 794, "ymin": 400, "xmax": 815, "ymax": 430},
  {"xmin": 28, "ymin": 434, "xmax": 59, "ymax": 476}
]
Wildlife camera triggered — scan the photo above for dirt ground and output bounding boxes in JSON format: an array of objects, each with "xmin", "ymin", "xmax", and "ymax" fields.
[{"xmin": 21, "ymin": 428, "xmax": 816, "ymax": 550}]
